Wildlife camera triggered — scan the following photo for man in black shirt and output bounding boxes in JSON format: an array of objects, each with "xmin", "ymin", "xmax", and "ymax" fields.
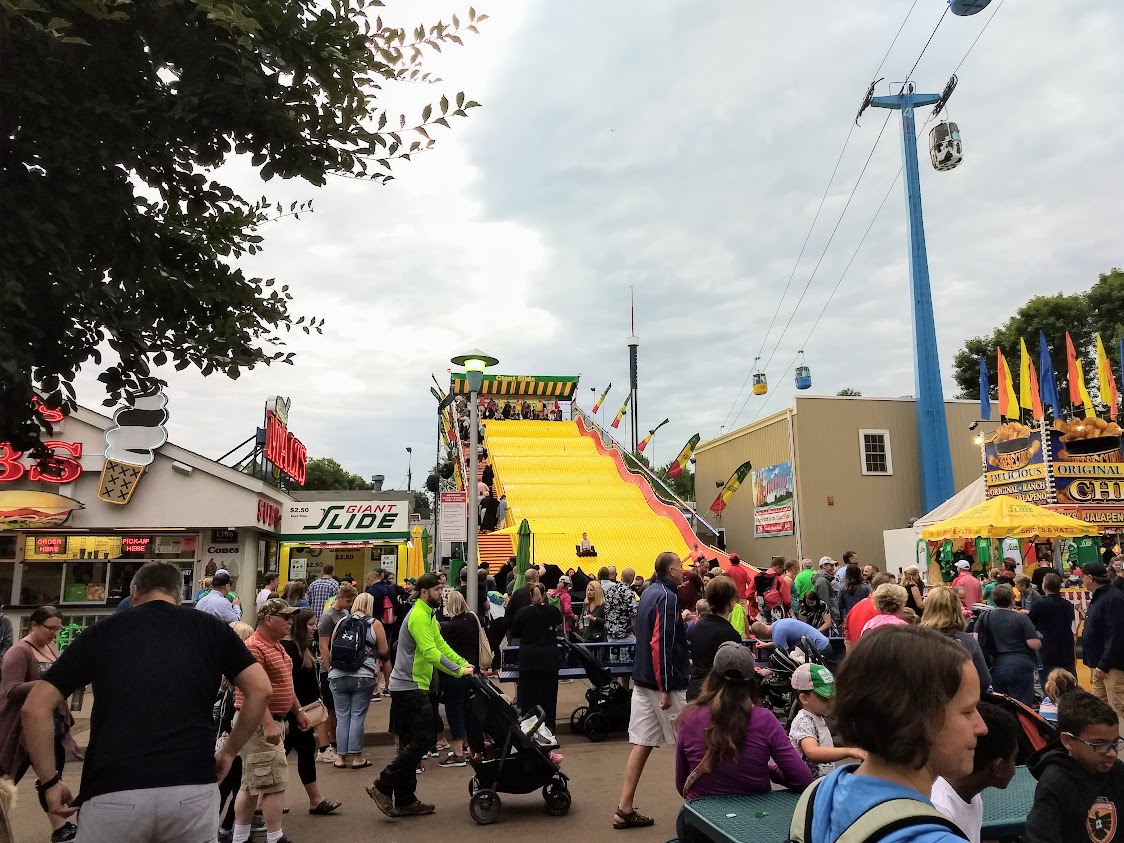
[
  {"xmin": 23, "ymin": 561, "xmax": 271, "ymax": 843},
  {"xmin": 1081, "ymin": 561, "xmax": 1124, "ymax": 724},
  {"xmin": 1028, "ymin": 572, "xmax": 1076, "ymax": 678}
]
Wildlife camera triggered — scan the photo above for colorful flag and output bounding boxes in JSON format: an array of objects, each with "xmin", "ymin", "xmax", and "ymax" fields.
[
  {"xmin": 978, "ymin": 355, "xmax": 990, "ymax": 421},
  {"xmin": 667, "ymin": 434, "xmax": 701, "ymax": 479},
  {"xmin": 996, "ymin": 348, "xmax": 1018, "ymax": 420},
  {"xmin": 611, "ymin": 394, "xmax": 631, "ymax": 429},
  {"xmin": 636, "ymin": 418, "xmax": 670, "ymax": 452},
  {"xmin": 709, "ymin": 461, "xmax": 753, "ymax": 515},
  {"xmin": 1019, "ymin": 338, "xmax": 1043, "ymax": 421},
  {"xmin": 430, "ymin": 386, "xmax": 443, "ymax": 403},
  {"xmin": 1039, "ymin": 331, "xmax": 1061, "ymax": 420},
  {"xmin": 1065, "ymin": 332, "xmax": 1095, "ymax": 419},
  {"xmin": 1096, "ymin": 333, "xmax": 1119, "ymax": 421},
  {"xmin": 591, "ymin": 383, "xmax": 611, "ymax": 415}
]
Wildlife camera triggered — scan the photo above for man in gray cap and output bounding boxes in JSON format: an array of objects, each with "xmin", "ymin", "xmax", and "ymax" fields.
[{"xmin": 196, "ymin": 569, "xmax": 241, "ymax": 623}]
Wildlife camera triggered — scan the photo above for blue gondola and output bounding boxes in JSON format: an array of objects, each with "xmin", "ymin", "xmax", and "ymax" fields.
[
  {"xmin": 929, "ymin": 121, "xmax": 963, "ymax": 171},
  {"xmin": 948, "ymin": 0, "xmax": 992, "ymax": 16},
  {"xmin": 795, "ymin": 350, "xmax": 812, "ymax": 390}
]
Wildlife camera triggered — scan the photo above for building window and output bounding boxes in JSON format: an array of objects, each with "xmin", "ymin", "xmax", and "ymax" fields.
[{"xmin": 859, "ymin": 429, "xmax": 893, "ymax": 476}]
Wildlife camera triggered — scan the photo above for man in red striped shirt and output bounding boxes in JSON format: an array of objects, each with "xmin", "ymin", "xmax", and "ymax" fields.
[{"xmin": 232, "ymin": 598, "xmax": 311, "ymax": 843}]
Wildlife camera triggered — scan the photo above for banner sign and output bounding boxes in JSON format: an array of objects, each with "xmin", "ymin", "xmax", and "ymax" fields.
[
  {"xmin": 439, "ymin": 491, "xmax": 468, "ymax": 542},
  {"xmin": 449, "ymin": 373, "xmax": 579, "ymax": 399},
  {"xmin": 752, "ymin": 462, "xmax": 795, "ymax": 537},
  {"xmin": 280, "ymin": 499, "xmax": 410, "ymax": 542},
  {"xmin": 983, "ymin": 422, "xmax": 1048, "ymax": 503}
]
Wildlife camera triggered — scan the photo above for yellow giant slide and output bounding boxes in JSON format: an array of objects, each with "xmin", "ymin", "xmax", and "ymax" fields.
[{"xmin": 483, "ymin": 419, "xmax": 718, "ymax": 579}]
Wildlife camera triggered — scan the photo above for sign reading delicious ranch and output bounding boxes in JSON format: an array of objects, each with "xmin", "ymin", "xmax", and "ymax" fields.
[{"xmin": 280, "ymin": 499, "xmax": 410, "ymax": 542}]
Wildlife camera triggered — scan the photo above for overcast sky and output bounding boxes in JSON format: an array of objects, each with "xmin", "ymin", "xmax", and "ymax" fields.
[{"xmin": 75, "ymin": 1, "xmax": 1124, "ymax": 488}]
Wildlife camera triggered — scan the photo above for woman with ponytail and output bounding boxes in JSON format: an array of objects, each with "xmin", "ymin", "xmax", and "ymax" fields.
[
  {"xmin": 674, "ymin": 642, "xmax": 811, "ymax": 840},
  {"xmin": 509, "ymin": 582, "xmax": 563, "ymax": 731}
]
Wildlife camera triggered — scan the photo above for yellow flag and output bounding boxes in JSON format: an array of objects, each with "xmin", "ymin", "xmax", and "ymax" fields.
[{"xmin": 1096, "ymin": 333, "xmax": 1119, "ymax": 421}]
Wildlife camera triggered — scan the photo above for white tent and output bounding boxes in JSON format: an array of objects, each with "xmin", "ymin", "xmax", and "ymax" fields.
[
  {"xmin": 912, "ymin": 476, "xmax": 986, "ymax": 532},
  {"xmin": 882, "ymin": 477, "xmax": 985, "ymax": 577}
]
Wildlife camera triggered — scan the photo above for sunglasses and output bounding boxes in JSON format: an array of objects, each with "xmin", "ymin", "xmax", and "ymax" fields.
[{"xmin": 1063, "ymin": 732, "xmax": 1124, "ymax": 754}]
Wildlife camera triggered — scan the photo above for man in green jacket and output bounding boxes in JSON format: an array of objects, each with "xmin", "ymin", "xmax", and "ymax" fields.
[{"xmin": 368, "ymin": 573, "xmax": 472, "ymax": 818}]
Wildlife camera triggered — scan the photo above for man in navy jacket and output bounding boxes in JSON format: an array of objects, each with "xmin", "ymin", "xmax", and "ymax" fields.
[
  {"xmin": 1081, "ymin": 560, "xmax": 1124, "ymax": 723},
  {"xmin": 612, "ymin": 551, "xmax": 688, "ymax": 830}
]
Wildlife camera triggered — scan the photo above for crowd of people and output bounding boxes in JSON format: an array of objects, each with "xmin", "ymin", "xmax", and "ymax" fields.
[{"xmin": 1, "ymin": 546, "xmax": 1122, "ymax": 842}]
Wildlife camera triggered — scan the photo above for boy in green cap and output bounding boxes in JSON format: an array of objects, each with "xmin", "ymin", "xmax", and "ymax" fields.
[{"xmin": 788, "ymin": 663, "xmax": 866, "ymax": 777}]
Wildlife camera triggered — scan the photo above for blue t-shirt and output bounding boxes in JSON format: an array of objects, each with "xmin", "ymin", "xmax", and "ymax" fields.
[
  {"xmin": 813, "ymin": 766, "xmax": 964, "ymax": 843},
  {"xmin": 771, "ymin": 618, "xmax": 830, "ymax": 653}
]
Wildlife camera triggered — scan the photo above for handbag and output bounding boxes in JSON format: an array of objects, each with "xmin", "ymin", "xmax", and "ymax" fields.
[
  {"xmin": 299, "ymin": 699, "xmax": 329, "ymax": 728},
  {"xmin": 476, "ymin": 614, "xmax": 493, "ymax": 670}
]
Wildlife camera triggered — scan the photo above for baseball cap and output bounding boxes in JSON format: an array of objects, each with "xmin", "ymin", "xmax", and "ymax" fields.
[
  {"xmin": 258, "ymin": 597, "xmax": 299, "ymax": 619},
  {"xmin": 1082, "ymin": 561, "xmax": 1109, "ymax": 579},
  {"xmin": 955, "ymin": 560, "xmax": 971, "ymax": 570},
  {"xmin": 558, "ymin": 575, "xmax": 572, "ymax": 586},
  {"xmin": 711, "ymin": 641, "xmax": 757, "ymax": 683},
  {"xmin": 415, "ymin": 572, "xmax": 441, "ymax": 591},
  {"xmin": 212, "ymin": 570, "xmax": 232, "ymax": 587},
  {"xmin": 818, "ymin": 556, "xmax": 836, "ymax": 568},
  {"xmin": 792, "ymin": 663, "xmax": 835, "ymax": 698}
]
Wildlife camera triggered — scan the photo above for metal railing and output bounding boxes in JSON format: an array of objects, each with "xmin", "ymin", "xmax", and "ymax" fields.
[{"xmin": 571, "ymin": 407, "xmax": 722, "ymax": 540}]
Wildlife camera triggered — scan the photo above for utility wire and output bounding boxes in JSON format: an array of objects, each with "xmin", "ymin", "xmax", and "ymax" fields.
[
  {"xmin": 745, "ymin": 2, "xmax": 1007, "ymax": 424},
  {"xmin": 724, "ymin": 4, "xmax": 951, "ymax": 432},
  {"xmin": 713, "ymin": 0, "xmax": 922, "ymax": 436}
]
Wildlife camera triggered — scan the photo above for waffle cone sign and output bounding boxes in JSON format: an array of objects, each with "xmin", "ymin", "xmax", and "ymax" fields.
[{"xmin": 97, "ymin": 459, "xmax": 145, "ymax": 505}]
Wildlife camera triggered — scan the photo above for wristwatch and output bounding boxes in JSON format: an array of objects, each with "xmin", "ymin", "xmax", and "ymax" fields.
[{"xmin": 35, "ymin": 771, "xmax": 62, "ymax": 812}]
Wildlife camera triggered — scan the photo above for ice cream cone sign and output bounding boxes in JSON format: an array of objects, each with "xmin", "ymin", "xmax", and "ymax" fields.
[{"xmin": 98, "ymin": 387, "xmax": 170, "ymax": 505}]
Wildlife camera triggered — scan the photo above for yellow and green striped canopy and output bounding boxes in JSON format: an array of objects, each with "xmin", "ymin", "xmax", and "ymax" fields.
[{"xmin": 450, "ymin": 374, "xmax": 580, "ymax": 399}]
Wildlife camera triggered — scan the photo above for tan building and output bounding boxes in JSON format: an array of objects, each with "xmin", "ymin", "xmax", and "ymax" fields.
[{"xmin": 694, "ymin": 396, "xmax": 984, "ymax": 569}]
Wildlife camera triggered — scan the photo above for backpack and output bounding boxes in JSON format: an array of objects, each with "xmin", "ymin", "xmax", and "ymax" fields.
[
  {"xmin": 330, "ymin": 614, "xmax": 370, "ymax": 672},
  {"xmin": 378, "ymin": 588, "xmax": 397, "ymax": 627},
  {"xmin": 974, "ymin": 609, "xmax": 997, "ymax": 669},
  {"xmin": 755, "ymin": 571, "xmax": 788, "ymax": 622},
  {"xmin": 547, "ymin": 592, "xmax": 563, "ymax": 612},
  {"xmin": 785, "ymin": 772, "xmax": 968, "ymax": 843}
]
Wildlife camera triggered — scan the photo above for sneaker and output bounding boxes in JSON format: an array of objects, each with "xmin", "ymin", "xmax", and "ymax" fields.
[
  {"xmin": 317, "ymin": 747, "xmax": 338, "ymax": 764},
  {"xmin": 425, "ymin": 749, "xmax": 440, "ymax": 758},
  {"xmin": 396, "ymin": 800, "xmax": 436, "ymax": 816},
  {"xmin": 51, "ymin": 823, "xmax": 78, "ymax": 842},
  {"xmin": 371, "ymin": 691, "xmax": 382, "ymax": 702},
  {"xmin": 217, "ymin": 831, "xmax": 233, "ymax": 843},
  {"xmin": 416, "ymin": 760, "xmax": 425, "ymax": 774},
  {"xmin": 438, "ymin": 753, "xmax": 466, "ymax": 768},
  {"xmin": 366, "ymin": 784, "xmax": 397, "ymax": 818},
  {"xmin": 434, "ymin": 740, "xmax": 451, "ymax": 751},
  {"xmin": 251, "ymin": 814, "xmax": 265, "ymax": 830}
]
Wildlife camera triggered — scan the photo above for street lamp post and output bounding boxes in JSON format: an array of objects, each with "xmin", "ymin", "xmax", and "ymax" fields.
[{"xmin": 451, "ymin": 348, "xmax": 499, "ymax": 616}]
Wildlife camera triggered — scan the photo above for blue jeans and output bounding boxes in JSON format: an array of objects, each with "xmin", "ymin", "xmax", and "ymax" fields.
[
  {"xmin": 442, "ymin": 674, "xmax": 470, "ymax": 742},
  {"xmin": 991, "ymin": 656, "xmax": 1036, "ymax": 706},
  {"xmin": 329, "ymin": 674, "xmax": 376, "ymax": 755}
]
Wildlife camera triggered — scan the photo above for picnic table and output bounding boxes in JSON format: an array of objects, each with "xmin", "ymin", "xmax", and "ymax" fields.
[{"xmin": 677, "ymin": 766, "xmax": 1037, "ymax": 842}]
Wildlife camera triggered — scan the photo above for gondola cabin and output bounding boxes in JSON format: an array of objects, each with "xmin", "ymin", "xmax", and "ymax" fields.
[
  {"xmin": 795, "ymin": 366, "xmax": 812, "ymax": 390},
  {"xmin": 930, "ymin": 121, "xmax": 963, "ymax": 171},
  {"xmin": 753, "ymin": 372, "xmax": 767, "ymax": 396},
  {"xmin": 948, "ymin": 0, "xmax": 992, "ymax": 15}
]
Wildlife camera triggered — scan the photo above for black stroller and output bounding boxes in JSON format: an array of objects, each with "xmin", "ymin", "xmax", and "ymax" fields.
[
  {"xmin": 759, "ymin": 636, "xmax": 827, "ymax": 728},
  {"xmin": 563, "ymin": 638, "xmax": 632, "ymax": 742},
  {"xmin": 465, "ymin": 673, "xmax": 571, "ymax": 824}
]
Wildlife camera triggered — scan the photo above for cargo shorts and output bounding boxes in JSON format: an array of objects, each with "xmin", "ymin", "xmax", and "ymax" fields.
[{"xmin": 237, "ymin": 718, "xmax": 289, "ymax": 796}]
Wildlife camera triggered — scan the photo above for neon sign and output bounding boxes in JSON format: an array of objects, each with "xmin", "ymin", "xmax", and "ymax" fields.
[
  {"xmin": 264, "ymin": 411, "xmax": 307, "ymax": 486},
  {"xmin": 0, "ymin": 441, "xmax": 83, "ymax": 484},
  {"xmin": 257, "ymin": 500, "xmax": 281, "ymax": 528},
  {"xmin": 32, "ymin": 396, "xmax": 65, "ymax": 424},
  {"xmin": 34, "ymin": 536, "xmax": 67, "ymax": 555},
  {"xmin": 121, "ymin": 536, "xmax": 152, "ymax": 554}
]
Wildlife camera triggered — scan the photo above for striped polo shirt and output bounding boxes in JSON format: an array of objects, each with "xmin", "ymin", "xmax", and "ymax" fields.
[{"xmin": 236, "ymin": 629, "xmax": 295, "ymax": 716}]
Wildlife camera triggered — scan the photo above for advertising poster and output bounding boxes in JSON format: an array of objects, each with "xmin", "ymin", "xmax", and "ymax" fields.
[
  {"xmin": 1049, "ymin": 422, "xmax": 1124, "ymax": 528},
  {"xmin": 280, "ymin": 499, "xmax": 410, "ymax": 542},
  {"xmin": 439, "ymin": 491, "xmax": 468, "ymax": 542},
  {"xmin": 982, "ymin": 422, "xmax": 1048, "ymax": 503},
  {"xmin": 752, "ymin": 462, "xmax": 795, "ymax": 538}
]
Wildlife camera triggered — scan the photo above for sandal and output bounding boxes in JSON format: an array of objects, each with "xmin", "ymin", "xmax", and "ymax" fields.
[
  {"xmin": 332, "ymin": 761, "xmax": 347, "ymax": 769},
  {"xmin": 350, "ymin": 759, "xmax": 372, "ymax": 769},
  {"xmin": 309, "ymin": 799, "xmax": 342, "ymax": 815},
  {"xmin": 613, "ymin": 808, "xmax": 654, "ymax": 829}
]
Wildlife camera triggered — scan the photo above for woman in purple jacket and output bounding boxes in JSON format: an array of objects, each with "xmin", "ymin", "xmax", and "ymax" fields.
[{"xmin": 675, "ymin": 642, "xmax": 812, "ymax": 840}]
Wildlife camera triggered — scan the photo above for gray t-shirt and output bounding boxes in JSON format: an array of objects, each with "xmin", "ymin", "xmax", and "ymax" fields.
[
  {"xmin": 789, "ymin": 708, "xmax": 835, "ymax": 778},
  {"xmin": 978, "ymin": 608, "xmax": 1039, "ymax": 664},
  {"xmin": 317, "ymin": 606, "xmax": 347, "ymax": 674}
]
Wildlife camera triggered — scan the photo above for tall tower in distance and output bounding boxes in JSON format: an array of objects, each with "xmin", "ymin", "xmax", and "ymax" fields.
[{"xmin": 628, "ymin": 287, "xmax": 639, "ymax": 452}]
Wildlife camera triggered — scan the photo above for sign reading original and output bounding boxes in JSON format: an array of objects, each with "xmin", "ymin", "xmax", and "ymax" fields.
[{"xmin": 280, "ymin": 499, "xmax": 411, "ymax": 542}]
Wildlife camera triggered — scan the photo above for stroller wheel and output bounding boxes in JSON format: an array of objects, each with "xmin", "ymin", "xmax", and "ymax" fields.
[
  {"xmin": 469, "ymin": 789, "xmax": 502, "ymax": 825},
  {"xmin": 584, "ymin": 711, "xmax": 610, "ymax": 742},
  {"xmin": 569, "ymin": 705, "xmax": 589, "ymax": 732},
  {"xmin": 543, "ymin": 782, "xmax": 571, "ymax": 816},
  {"xmin": 468, "ymin": 777, "xmax": 479, "ymax": 797}
]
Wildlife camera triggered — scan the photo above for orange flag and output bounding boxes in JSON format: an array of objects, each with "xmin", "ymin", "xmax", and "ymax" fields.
[{"xmin": 1019, "ymin": 338, "xmax": 1043, "ymax": 421}]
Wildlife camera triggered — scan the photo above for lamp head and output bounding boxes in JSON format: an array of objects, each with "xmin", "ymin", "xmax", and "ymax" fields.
[{"xmin": 451, "ymin": 348, "xmax": 499, "ymax": 372}]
